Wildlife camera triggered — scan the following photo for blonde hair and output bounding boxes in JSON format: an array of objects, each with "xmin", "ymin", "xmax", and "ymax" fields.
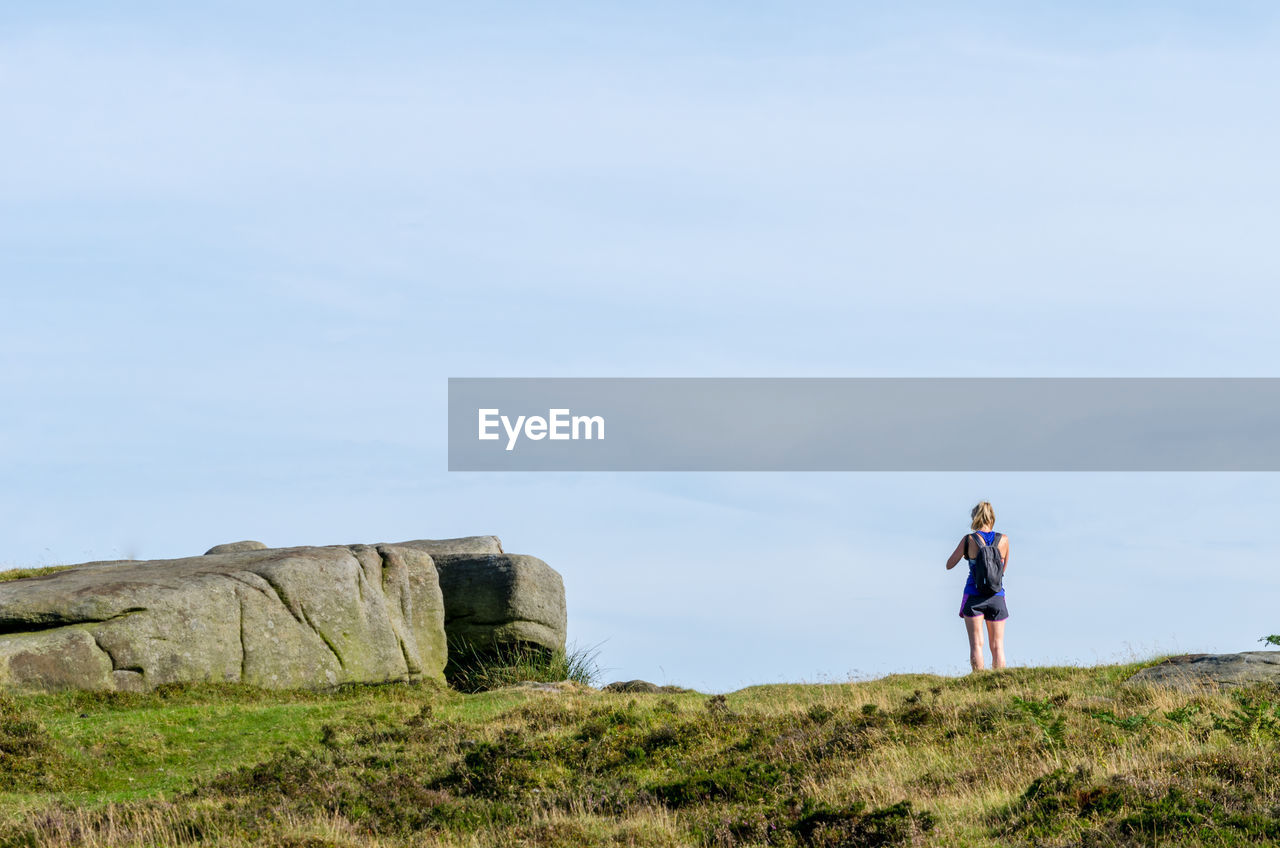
[{"xmin": 970, "ymin": 501, "xmax": 995, "ymax": 530}]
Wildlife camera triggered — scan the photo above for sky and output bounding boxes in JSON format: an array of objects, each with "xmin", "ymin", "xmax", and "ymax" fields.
[{"xmin": 2, "ymin": 2, "xmax": 1279, "ymax": 691}]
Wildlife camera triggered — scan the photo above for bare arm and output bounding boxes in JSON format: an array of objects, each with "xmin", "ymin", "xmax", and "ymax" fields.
[
  {"xmin": 1000, "ymin": 535, "xmax": 1011, "ymax": 570},
  {"xmin": 945, "ymin": 538, "xmax": 965, "ymax": 570}
]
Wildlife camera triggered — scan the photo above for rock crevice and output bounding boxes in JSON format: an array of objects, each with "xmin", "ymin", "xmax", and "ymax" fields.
[{"xmin": 0, "ymin": 607, "xmax": 148, "ymax": 636}]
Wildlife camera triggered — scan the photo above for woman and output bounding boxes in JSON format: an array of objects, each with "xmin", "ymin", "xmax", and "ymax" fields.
[{"xmin": 945, "ymin": 501, "xmax": 1009, "ymax": 671}]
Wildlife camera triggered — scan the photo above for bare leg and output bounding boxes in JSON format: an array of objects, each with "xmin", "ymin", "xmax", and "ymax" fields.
[
  {"xmin": 964, "ymin": 616, "xmax": 985, "ymax": 671},
  {"xmin": 986, "ymin": 619, "xmax": 1006, "ymax": 669}
]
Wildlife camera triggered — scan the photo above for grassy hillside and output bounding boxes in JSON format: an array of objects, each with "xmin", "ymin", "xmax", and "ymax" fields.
[{"xmin": 2, "ymin": 661, "xmax": 1279, "ymax": 847}]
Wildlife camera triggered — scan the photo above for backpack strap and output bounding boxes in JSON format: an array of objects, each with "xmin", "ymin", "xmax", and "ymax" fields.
[
  {"xmin": 971, "ymin": 532, "xmax": 986, "ymax": 548},
  {"xmin": 986, "ymin": 533, "xmax": 1005, "ymax": 566}
]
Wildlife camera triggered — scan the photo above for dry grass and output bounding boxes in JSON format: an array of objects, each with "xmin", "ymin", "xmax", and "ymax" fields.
[
  {"xmin": 1, "ymin": 662, "xmax": 1277, "ymax": 846},
  {"xmin": 0, "ymin": 564, "xmax": 77, "ymax": 582}
]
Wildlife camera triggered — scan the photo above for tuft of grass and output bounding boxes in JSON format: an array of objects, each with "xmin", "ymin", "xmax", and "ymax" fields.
[
  {"xmin": 0, "ymin": 564, "xmax": 76, "ymax": 582},
  {"xmin": 444, "ymin": 640, "xmax": 602, "ymax": 693},
  {"xmin": 1091, "ymin": 707, "xmax": 1157, "ymax": 732}
]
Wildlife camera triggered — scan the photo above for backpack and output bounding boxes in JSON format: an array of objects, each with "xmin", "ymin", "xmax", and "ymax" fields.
[{"xmin": 970, "ymin": 532, "xmax": 1004, "ymax": 594}]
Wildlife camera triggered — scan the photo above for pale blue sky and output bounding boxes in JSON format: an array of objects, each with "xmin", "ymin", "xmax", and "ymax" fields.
[{"xmin": 2, "ymin": 3, "xmax": 1279, "ymax": 690}]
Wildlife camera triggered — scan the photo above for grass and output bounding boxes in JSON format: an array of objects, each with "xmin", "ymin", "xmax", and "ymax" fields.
[
  {"xmin": 0, "ymin": 564, "xmax": 77, "ymax": 583},
  {"xmin": 0, "ymin": 661, "xmax": 1278, "ymax": 846},
  {"xmin": 444, "ymin": 640, "xmax": 604, "ymax": 694}
]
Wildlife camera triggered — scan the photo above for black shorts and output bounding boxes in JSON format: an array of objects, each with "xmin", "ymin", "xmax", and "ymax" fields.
[{"xmin": 959, "ymin": 592, "xmax": 1009, "ymax": 621}]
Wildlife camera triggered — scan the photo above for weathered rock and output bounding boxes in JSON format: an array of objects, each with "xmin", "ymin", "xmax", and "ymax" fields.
[
  {"xmin": 388, "ymin": 536, "xmax": 504, "ymax": 556},
  {"xmin": 603, "ymin": 680, "xmax": 691, "ymax": 694},
  {"xmin": 1126, "ymin": 652, "xmax": 1280, "ymax": 691},
  {"xmin": 202, "ymin": 538, "xmax": 502, "ymax": 557},
  {"xmin": 0, "ymin": 545, "xmax": 446, "ymax": 693},
  {"xmin": 204, "ymin": 540, "xmax": 268, "ymax": 555},
  {"xmin": 431, "ymin": 553, "xmax": 565, "ymax": 654},
  {"xmin": 513, "ymin": 680, "xmax": 588, "ymax": 693}
]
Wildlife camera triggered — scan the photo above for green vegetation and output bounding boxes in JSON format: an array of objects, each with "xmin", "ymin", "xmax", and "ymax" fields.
[
  {"xmin": 444, "ymin": 641, "xmax": 603, "ymax": 693},
  {"xmin": 0, "ymin": 662, "xmax": 1278, "ymax": 846},
  {"xmin": 0, "ymin": 564, "xmax": 76, "ymax": 582}
]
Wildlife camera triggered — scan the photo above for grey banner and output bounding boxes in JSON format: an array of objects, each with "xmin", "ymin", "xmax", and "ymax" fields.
[{"xmin": 447, "ymin": 378, "xmax": 1280, "ymax": 471}]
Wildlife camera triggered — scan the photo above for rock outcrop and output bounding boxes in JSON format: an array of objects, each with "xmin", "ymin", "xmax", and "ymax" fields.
[
  {"xmin": 432, "ymin": 554, "xmax": 566, "ymax": 654},
  {"xmin": 0, "ymin": 545, "xmax": 447, "ymax": 693},
  {"xmin": 204, "ymin": 540, "xmax": 268, "ymax": 555},
  {"xmin": 1126, "ymin": 652, "xmax": 1280, "ymax": 691},
  {"xmin": 389, "ymin": 536, "xmax": 504, "ymax": 556},
  {"xmin": 0, "ymin": 536, "xmax": 568, "ymax": 694}
]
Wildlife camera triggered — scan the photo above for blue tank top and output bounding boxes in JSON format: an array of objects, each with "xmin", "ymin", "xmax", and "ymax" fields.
[{"xmin": 964, "ymin": 530, "xmax": 1005, "ymax": 597}]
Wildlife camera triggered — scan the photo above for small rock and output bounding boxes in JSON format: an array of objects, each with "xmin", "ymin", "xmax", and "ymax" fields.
[
  {"xmin": 203, "ymin": 541, "xmax": 268, "ymax": 555},
  {"xmin": 512, "ymin": 680, "xmax": 582, "ymax": 693},
  {"xmin": 603, "ymin": 680, "xmax": 691, "ymax": 694},
  {"xmin": 388, "ymin": 536, "xmax": 504, "ymax": 556},
  {"xmin": 1126, "ymin": 652, "xmax": 1280, "ymax": 691}
]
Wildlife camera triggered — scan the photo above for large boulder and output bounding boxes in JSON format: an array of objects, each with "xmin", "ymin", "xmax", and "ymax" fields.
[
  {"xmin": 431, "ymin": 553, "xmax": 566, "ymax": 654},
  {"xmin": 0, "ymin": 545, "xmax": 446, "ymax": 693},
  {"xmin": 1127, "ymin": 652, "xmax": 1280, "ymax": 691}
]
